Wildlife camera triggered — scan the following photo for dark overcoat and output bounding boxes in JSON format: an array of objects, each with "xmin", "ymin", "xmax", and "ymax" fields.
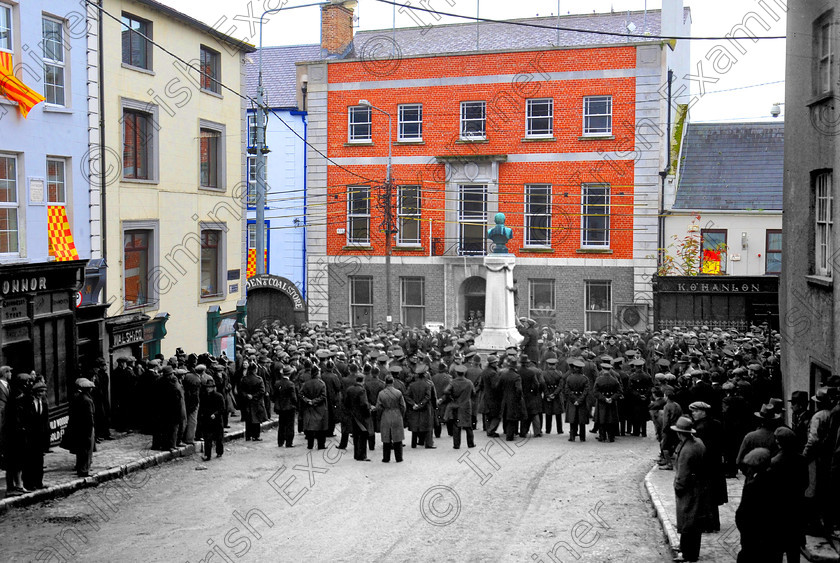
[
  {"xmin": 405, "ymin": 379, "xmax": 432, "ymax": 432},
  {"xmin": 498, "ymin": 369, "xmax": 526, "ymax": 422},
  {"xmin": 344, "ymin": 384, "xmax": 373, "ymax": 433},
  {"xmin": 60, "ymin": 392, "xmax": 95, "ymax": 455},
  {"xmin": 239, "ymin": 373, "xmax": 269, "ymax": 424},
  {"xmin": 300, "ymin": 378, "xmax": 328, "ymax": 431},
  {"xmin": 542, "ymin": 368, "xmax": 564, "ymax": 415},
  {"xmin": 520, "ymin": 365, "xmax": 544, "ymax": 417},
  {"xmin": 564, "ymin": 371, "xmax": 591, "ymax": 425},
  {"xmin": 593, "ymin": 373, "xmax": 622, "ymax": 425},
  {"xmin": 442, "ymin": 377, "xmax": 475, "ymax": 428},
  {"xmin": 673, "ymin": 436, "xmax": 707, "ymax": 532}
]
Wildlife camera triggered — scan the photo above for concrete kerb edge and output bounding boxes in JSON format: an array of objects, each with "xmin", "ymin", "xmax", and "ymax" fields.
[
  {"xmin": 644, "ymin": 463, "xmax": 681, "ymax": 558},
  {"xmin": 0, "ymin": 419, "xmax": 279, "ymax": 514}
]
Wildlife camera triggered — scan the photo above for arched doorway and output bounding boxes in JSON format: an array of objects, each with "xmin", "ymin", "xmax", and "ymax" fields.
[
  {"xmin": 246, "ymin": 275, "xmax": 307, "ymax": 331},
  {"xmin": 460, "ymin": 276, "xmax": 486, "ymax": 324}
]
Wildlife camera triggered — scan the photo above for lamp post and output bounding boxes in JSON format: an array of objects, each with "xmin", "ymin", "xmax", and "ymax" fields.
[
  {"xmin": 254, "ymin": 0, "xmax": 357, "ymax": 275},
  {"xmin": 358, "ymin": 99, "xmax": 394, "ymax": 329}
]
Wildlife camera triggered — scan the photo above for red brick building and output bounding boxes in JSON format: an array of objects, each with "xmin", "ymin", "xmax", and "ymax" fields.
[{"xmin": 302, "ymin": 2, "xmax": 690, "ymax": 331}]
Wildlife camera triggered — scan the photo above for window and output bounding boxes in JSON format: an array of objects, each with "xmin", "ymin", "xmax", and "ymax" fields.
[
  {"xmin": 815, "ymin": 171, "xmax": 833, "ymax": 277},
  {"xmin": 350, "ymin": 276, "xmax": 373, "ymax": 327},
  {"xmin": 526, "ymin": 98, "xmax": 553, "ymax": 137},
  {"xmin": 398, "ymin": 104, "xmax": 422, "ymax": 141},
  {"xmin": 401, "ymin": 277, "xmax": 425, "ymax": 327},
  {"xmin": 701, "ymin": 229, "xmax": 727, "ymax": 274},
  {"xmin": 348, "ymin": 106, "xmax": 372, "ymax": 142},
  {"xmin": 200, "ymin": 229, "xmax": 222, "ymax": 298},
  {"xmin": 199, "ymin": 45, "xmax": 221, "ymax": 94},
  {"xmin": 121, "ymin": 13, "xmax": 151, "ymax": 70},
  {"xmin": 0, "ymin": 155, "xmax": 18, "ymax": 254},
  {"xmin": 814, "ymin": 12, "xmax": 834, "ymax": 95},
  {"xmin": 460, "ymin": 101, "xmax": 486, "ymax": 139},
  {"xmin": 123, "ymin": 109, "xmax": 152, "ymax": 180},
  {"xmin": 585, "ymin": 281, "xmax": 612, "ymax": 332},
  {"xmin": 124, "ymin": 230, "xmax": 151, "ymax": 308},
  {"xmin": 46, "ymin": 158, "xmax": 65, "ymax": 203},
  {"xmin": 529, "ymin": 279, "xmax": 555, "ymax": 317},
  {"xmin": 247, "ymin": 113, "xmax": 258, "ymax": 148},
  {"xmin": 397, "ymin": 185, "xmax": 420, "ymax": 245},
  {"xmin": 246, "ymin": 156, "xmax": 265, "ymax": 208},
  {"xmin": 525, "ymin": 184, "xmax": 551, "ymax": 247},
  {"xmin": 581, "ymin": 183, "xmax": 610, "ymax": 247},
  {"xmin": 583, "ymin": 96, "xmax": 612, "ymax": 136},
  {"xmin": 200, "ymin": 128, "xmax": 221, "ymax": 188},
  {"xmin": 458, "ymin": 184, "xmax": 487, "ymax": 255},
  {"xmin": 766, "ymin": 230, "xmax": 782, "ymax": 275},
  {"xmin": 347, "ymin": 185, "xmax": 370, "ymax": 244},
  {"xmin": 247, "ymin": 221, "xmax": 268, "ymax": 250},
  {"xmin": 42, "ymin": 17, "xmax": 65, "ymax": 106},
  {"xmin": 0, "ymin": 3, "xmax": 11, "ymax": 52}
]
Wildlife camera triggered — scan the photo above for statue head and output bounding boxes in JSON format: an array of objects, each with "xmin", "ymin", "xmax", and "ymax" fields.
[{"xmin": 494, "ymin": 212, "xmax": 505, "ymax": 226}]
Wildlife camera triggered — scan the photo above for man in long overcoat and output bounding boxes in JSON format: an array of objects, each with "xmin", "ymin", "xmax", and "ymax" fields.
[
  {"xmin": 564, "ymin": 359, "xmax": 590, "ymax": 442},
  {"xmin": 541, "ymin": 358, "xmax": 564, "ymax": 435},
  {"xmin": 344, "ymin": 375, "xmax": 374, "ymax": 461},
  {"xmin": 690, "ymin": 401, "xmax": 727, "ymax": 533},
  {"xmin": 431, "ymin": 364, "xmax": 452, "ymax": 438},
  {"xmin": 439, "ymin": 365, "xmax": 476, "ymax": 449},
  {"xmin": 593, "ymin": 363, "xmax": 622, "ymax": 442},
  {"xmin": 405, "ymin": 370, "xmax": 432, "ymax": 448},
  {"xmin": 239, "ymin": 364, "xmax": 269, "ymax": 441},
  {"xmin": 519, "ymin": 356, "xmax": 544, "ymax": 438},
  {"xmin": 478, "ymin": 355, "xmax": 502, "ymax": 437},
  {"xmin": 376, "ymin": 375, "xmax": 406, "ymax": 463},
  {"xmin": 60, "ymin": 378, "xmax": 96, "ymax": 477},
  {"xmin": 273, "ymin": 366, "xmax": 298, "ymax": 448},
  {"xmin": 300, "ymin": 367, "xmax": 328, "ymax": 450},
  {"xmin": 498, "ymin": 357, "xmax": 526, "ymax": 442},
  {"xmin": 672, "ymin": 416, "xmax": 707, "ymax": 563}
]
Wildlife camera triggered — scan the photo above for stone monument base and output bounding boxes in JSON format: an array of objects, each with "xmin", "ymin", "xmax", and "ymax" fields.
[{"xmin": 473, "ymin": 254, "xmax": 523, "ymax": 352}]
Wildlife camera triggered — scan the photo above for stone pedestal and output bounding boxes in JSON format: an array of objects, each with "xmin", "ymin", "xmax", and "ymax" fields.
[{"xmin": 473, "ymin": 254, "xmax": 523, "ymax": 352}]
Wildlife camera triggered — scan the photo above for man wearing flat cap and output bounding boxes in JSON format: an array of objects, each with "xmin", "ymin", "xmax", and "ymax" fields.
[{"xmin": 671, "ymin": 416, "xmax": 706, "ymax": 562}]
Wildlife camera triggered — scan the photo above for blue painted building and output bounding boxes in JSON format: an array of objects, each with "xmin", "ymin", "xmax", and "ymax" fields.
[{"xmin": 244, "ymin": 45, "xmax": 318, "ymax": 295}]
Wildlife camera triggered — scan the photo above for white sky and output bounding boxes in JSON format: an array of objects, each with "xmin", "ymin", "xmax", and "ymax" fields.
[{"xmin": 163, "ymin": 0, "xmax": 787, "ymax": 122}]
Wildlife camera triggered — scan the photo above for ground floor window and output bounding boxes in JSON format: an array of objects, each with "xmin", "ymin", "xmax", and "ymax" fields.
[
  {"xmin": 350, "ymin": 276, "xmax": 373, "ymax": 327},
  {"xmin": 529, "ymin": 278, "xmax": 555, "ymax": 318},
  {"xmin": 401, "ymin": 277, "xmax": 425, "ymax": 327},
  {"xmin": 585, "ymin": 280, "xmax": 612, "ymax": 332}
]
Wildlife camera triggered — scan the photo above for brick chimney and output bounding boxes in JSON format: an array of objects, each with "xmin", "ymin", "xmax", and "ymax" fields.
[{"xmin": 321, "ymin": 1, "xmax": 354, "ymax": 57}]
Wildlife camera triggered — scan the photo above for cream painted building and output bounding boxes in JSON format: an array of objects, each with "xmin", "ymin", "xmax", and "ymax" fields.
[{"xmin": 98, "ymin": 0, "xmax": 254, "ymax": 358}]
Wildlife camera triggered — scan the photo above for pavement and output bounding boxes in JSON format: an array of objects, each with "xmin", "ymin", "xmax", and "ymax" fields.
[
  {"xmin": 645, "ymin": 464, "xmax": 840, "ymax": 562},
  {"xmin": 0, "ymin": 416, "xmax": 279, "ymax": 514}
]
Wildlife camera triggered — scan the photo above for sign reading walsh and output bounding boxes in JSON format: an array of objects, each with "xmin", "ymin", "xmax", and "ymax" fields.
[{"xmin": 246, "ymin": 275, "xmax": 305, "ymax": 311}]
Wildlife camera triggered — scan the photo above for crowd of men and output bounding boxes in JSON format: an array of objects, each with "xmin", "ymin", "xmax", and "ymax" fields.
[{"xmin": 1, "ymin": 318, "xmax": 839, "ymax": 561}]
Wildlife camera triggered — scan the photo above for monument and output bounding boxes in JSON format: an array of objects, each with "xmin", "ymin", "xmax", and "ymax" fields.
[{"xmin": 473, "ymin": 213, "xmax": 524, "ymax": 351}]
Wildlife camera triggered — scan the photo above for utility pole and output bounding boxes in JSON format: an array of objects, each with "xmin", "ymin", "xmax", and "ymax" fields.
[{"xmin": 255, "ymin": 88, "xmax": 267, "ymax": 275}]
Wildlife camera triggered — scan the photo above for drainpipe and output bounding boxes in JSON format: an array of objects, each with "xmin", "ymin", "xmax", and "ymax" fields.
[
  {"xmin": 302, "ymin": 112, "xmax": 308, "ymax": 301},
  {"xmin": 98, "ymin": 0, "xmax": 107, "ymax": 302},
  {"xmin": 658, "ymin": 69, "xmax": 673, "ymax": 265}
]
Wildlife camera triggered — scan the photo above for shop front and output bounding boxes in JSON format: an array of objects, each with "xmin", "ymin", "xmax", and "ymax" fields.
[{"xmin": 207, "ymin": 300, "xmax": 246, "ymax": 359}]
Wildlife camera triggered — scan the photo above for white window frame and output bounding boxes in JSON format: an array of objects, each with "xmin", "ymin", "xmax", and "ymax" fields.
[
  {"xmin": 398, "ymin": 103, "xmax": 423, "ymax": 141},
  {"xmin": 0, "ymin": 3, "xmax": 12, "ymax": 54},
  {"xmin": 122, "ymin": 220, "xmax": 159, "ymax": 310},
  {"xmin": 0, "ymin": 153, "xmax": 19, "ymax": 256},
  {"xmin": 581, "ymin": 183, "xmax": 610, "ymax": 248},
  {"xmin": 46, "ymin": 157, "xmax": 66, "ymax": 204},
  {"xmin": 525, "ymin": 184, "xmax": 551, "ymax": 247},
  {"xmin": 460, "ymin": 101, "xmax": 486, "ymax": 140},
  {"xmin": 42, "ymin": 15, "xmax": 66, "ymax": 107},
  {"xmin": 400, "ymin": 277, "xmax": 425, "ymax": 327},
  {"xmin": 458, "ymin": 184, "xmax": 487, "ymax": 255},
  {"xmin": 348, "ymin": 106, "xmax": 372, "ymax": 143},
  {"xmin": 347, "ymin": 185, "xmax": 370, "ymax": 245},
  {"xmin": 247, "ymin": 221, "xmax": 268, "ymax": 250},
  {"xmin": 349, "ymin": 276, "xmax": 374, "ymax": 327},
  {"xmin": 583, "ymin": 96, "xmax": 613, "ymax": 136},
  {"xmin": 529, "ymin": 278, "xmax": 555, "ymax": 318},
  {"xmin": 397, "ymin": 184, "xmax": 421, "ymax": 246},
  {"xmin": 584, "ymin": 280, "xmax": 612, "ymax": 332},
  {"xmin": 815, "ymin": 171, "xmax": 834, "ymax": 277},
  {"xmin": 198, "ymin": 119, "xmax": 226, "ymax": 191},
  {"xmin": 526, "ymin": 98, "xmax": 553, "ymax": 138},
  {"xmin": 247, "ymin": 113, "xmax": 258, "ymax": 148},
  {"xmin": 246, "ymin": 156, "xmax": 264, "ymax": 208},
  {"xmin": 815, "ymin": 13, "xmax": 834, "ymax": 96},
  {"xmin": 199, "ymin": 224, "xmax": 226, "ymax": 300}
]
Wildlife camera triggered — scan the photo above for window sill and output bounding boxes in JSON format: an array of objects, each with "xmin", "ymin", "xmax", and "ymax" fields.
[
  {"xmin": 805, "ymin": 274, "xmax": 833, "ymax": 289},
  {"xmin": 806, "ymin": 92, "xmax": 834, "ymax": 107},
  {"xmin": 578, "ymin": 135, "xmax": 615, "ymax": 141},
  {"xmin": 343, "ymin": 245, "xmax": 373, "ymax": 251},
  {"xmin": 395, "ymin": 140, "xmax": 425, "ymax": 146},
  {"xmin": 201, "ymin": 88, "xmax": 223, "ymax": 99},
  {"xmin": 520, "ymin": 247, "xmax": 554, "ymax": 253},
  {"xmin": 576, "ymin": 247, "xmax": 613, "ymax": 254},
  {"xmin": 121, "ymin": 62, "xmax": 155, "ymax": 76},
  {"xmin": 199, "ymin": 185, "xmax": 226, "ymax": 193},
  {"xmin": 121, "ymin": 178, "xmax": 159, "ymax": 186},
  {"xmin": 456, "ymin": 138, "xmax": 488, "ymax": 144},
  {"xmin": 522, "ymin": 136, "xmax": 556, "ymax": 142},
  {"xmin": 0, "ymin": 98, "xmax": 18, "ymax": 107},
  {"xmin": 344, "ymin": 141, "xmax": 374, "ymax": 147},
  {"xmin": 43, "ymin": 105, "xmax": 73, "ymax": 114},
  {"xmin": 200, "ymin": 294, "xmax": 226, "ymax": 303},
  {"xmin": 394, "ymin": 245, "xmax": 424, "ymax": 251}
]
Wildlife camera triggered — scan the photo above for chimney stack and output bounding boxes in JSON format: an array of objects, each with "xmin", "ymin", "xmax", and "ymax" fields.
[{"xmin": 321, "ymin": 1, "xmax": 354, "ymax": 57}]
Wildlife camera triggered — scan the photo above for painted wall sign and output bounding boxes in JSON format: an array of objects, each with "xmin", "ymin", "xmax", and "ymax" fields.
[{"xmin": 246, "ymin": 275, "xmax": 305, "ymax": 311}]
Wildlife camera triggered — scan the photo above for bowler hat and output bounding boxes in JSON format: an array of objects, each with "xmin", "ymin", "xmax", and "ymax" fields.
[
  {"xmin": 670, "ymin": 416, "xmax": 696, "ymax": 434},
  {"xmin": 789, "ymin": 390, "xmax": 809, "ymax": 404}
]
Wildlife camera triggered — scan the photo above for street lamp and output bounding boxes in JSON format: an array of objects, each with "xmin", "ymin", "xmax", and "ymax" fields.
[
  {"xmin": 358, "ymin": 99, "xmax": 395, "ymax": 329},
  {"xmin": 253, "ymin": 0, "xmax": 357, "ymax": 276}
]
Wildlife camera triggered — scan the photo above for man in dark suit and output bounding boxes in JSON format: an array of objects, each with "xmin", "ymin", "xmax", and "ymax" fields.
[
  {"xmin": 273, "ymin": 366, "xmax": 298, "ymax": 448},
  {"xmin": 564, "ymin": 359, "xmax": 591, "ymax": 442},
  {"xmin": 477, "ymin": 355, "xmax": 502, "ymax": 437},
  {"xmin": 198, "ymin": 379, "xmax": 225, "ymax": 461},
  {"xmin": 344, "ymin": 375, "xmax": 373, "ymax": 461},
  {"xmin": 519, "ymin": 356, "xmax": 544, "ymax": 438},
  {"xmin": 439, "ymin": 365, "xmax": 476, "ymax": 449},
  {"xmin": 498, "ymin": 356, "xmax": 526, "ymax": 442},
  {"xmin": 22, "ymin": 380, "xmax": 50, "ymax": 490},
  {"xmin": 61, "ymin": 378, "xmax": 96, "ymax": 477}
]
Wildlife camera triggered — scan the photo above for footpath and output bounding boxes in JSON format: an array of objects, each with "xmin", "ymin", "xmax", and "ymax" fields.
[
  {"xmin": 0, "ymin": 417, "xmax": 279, "ymax": 515},
  {"xmin": 645, "ymin": 464, "xmax": 840, "ymax": 562}
]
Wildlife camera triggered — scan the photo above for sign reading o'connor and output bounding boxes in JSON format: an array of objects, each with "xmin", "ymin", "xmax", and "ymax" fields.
[{"xmin": 246, "ymin": 274, "xmax": 306, "ymax": 311}]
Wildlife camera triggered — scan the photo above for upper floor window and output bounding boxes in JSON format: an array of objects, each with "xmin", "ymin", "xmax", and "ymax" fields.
[
  {"xmin": 458, "ymin": 184, "xmax": 487, "ymax": 255},
  {"xmin": 121, "ymin": 13, "xmax": 152, "ymax": 70},
  {"xmin": 581, "ymin": 183, "xmax": 610, "ymax": 247},
  {"xmin": 42, "ymin": 17, "xmax": 65, "ymax": 106},
  {"xmin": 525, "ymin": 184, "xmax": 551, "ymax": 247},
  {"xmin": 397, "ymin": 185, "xmax": 421, "ymax": 245},
  {"xmin": 700, "ymin": 229, "xmax": 727, "ymax": 274},
  {"xmin": 124, "ymin": 229, "xmax": 151, "ymax": 308},
  {"xmin": 814, "ymin": 171, "xmax": 833, "ymax": 277},
  {"xmin": 766, "ymin": 229, "xmax": 782, "ymax": 275},
  {"xmin": 123, "ymin": 109, "xmax": 152, "ymax": 180},
  {"xmin": 526, "ymin": 98, "xmax": 553, "ymax": 137},
  {"xmin": 583, "ymin": 96, "xmax": 612, "ymax": 136},
  {"xmin": 246, "ymin": 156, "xmax": 264, "ymax": 208},
  {"xmin": 398, "ymin": 104, "xmax": 422, "ymax": 141},
  {"xmin": 460, "ymin": 101, "xmax": 486, "ymax": 140},
  {"xmin": 347, "ymin": 185, "xmax": 370, "ymax": 244},
  {"xmin": 248, "ymin": 113, "xmax": 258, "ymax": 148},
  {"xmin": 199, "ymin": 127, "xmax": 222, "ymax": 188},
  {"xmin": 348, "ymin": 106, "xmax": 371, "ymax": 142},
  {"xmin": 0, "ymin": 4, "xmax": 12, "ymax": 52},
  {"xmin": 0, "ymin": 154, "xmax": 18, "ymax": 254},
  {"xmin": 46, "ymin": 158, "xmax": 66, "ymax": 204},
  {"xmin": 200, "ymin": 45, "xmax": 221, "ymax": 94},
  {"xmin": 200, "ymin": 229, "xmax": 223, "ymax": 298},
  {"xmin": 814, "ymin": 12, "xmax": 834, "ymax": 96}
]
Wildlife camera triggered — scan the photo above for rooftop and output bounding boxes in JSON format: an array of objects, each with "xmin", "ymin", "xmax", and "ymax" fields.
[{"xmin": 245, "ymin": 44, "xmax": 322, "ymax": 108}]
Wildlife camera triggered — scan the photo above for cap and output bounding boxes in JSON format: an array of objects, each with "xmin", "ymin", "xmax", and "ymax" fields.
[
  {"xmin": 75, "ymin": 378, "xmax": 95, "ymax": 388},
  {"xmin": 688, "ymin": 401, "xmax": 711, "ymax": 411},
  {"xmin": 454, "ymin": 364, "xmax": 468, "ymax": 374},
  {"xmin": 742, "ymin": 447, "xmax": 772, "ymax": 469}
]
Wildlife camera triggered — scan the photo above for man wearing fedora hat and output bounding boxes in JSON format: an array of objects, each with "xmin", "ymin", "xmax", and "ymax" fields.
[
  {"xmin": 736, "ymin": 403, "xmax": 780, "ymax": 473},
  {"xmin": 60, "ymin": 379, "xmax": 96, "ymax": 477},
  {"xmin": 198, "ymin": 378, "xmax": 226, "ymax": 461},
  {"xmin": 788, "ymin": 391, "xmax": 811, "ymax": 450},
  {"xmin": 671, "ymin": 416, "xmax": 706, "ymax": 562},
  {"xmin": 689, "ymin": 401, "xmax": 726, "ymax": 533},
  {"xmin": 803, "ymin": 387, "xmax": 835, "ymax": 534}
]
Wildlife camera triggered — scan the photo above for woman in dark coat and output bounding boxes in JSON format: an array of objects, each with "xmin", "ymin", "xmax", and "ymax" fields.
[
  {"xmin": 300, "ymin": 367, "xmax": 328, "ymax": 450},
  {"xmin": 376, "ymin": 375, "xmax": 406, "ymax": 463},
  {"xmin": 60, "ymin": 379, "xmax": 96, "ymax": 477},
  {"xmin": 239, "ymin": 361, "xmax": 269, "ymax": 441},
  {"xmin": 405, "ymin": 372, "xmax": 432, "ymax": 448}
]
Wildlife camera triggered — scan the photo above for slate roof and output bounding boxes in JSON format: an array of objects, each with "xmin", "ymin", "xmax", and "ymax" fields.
[
  {"xmin": 674, "ymin": 122, "xmax": 784, "ymax": 211},
  {"xmin": 245, "ymin": 44, "xmax": 321, "ymax": 109},
  {"xmin": 349, "ymin": 9, "xmax": 686, "ymax": 59}
]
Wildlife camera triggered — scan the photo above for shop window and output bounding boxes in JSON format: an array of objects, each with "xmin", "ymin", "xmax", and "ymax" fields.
[{"xmin": 585, "ymin": 280, "xmax": 612, "ymax": 332}]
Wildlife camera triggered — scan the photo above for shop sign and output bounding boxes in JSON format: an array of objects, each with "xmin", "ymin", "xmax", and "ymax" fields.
[
  {"xmin": 1, "ymin": 298, "xmax": 28, "ymax": 323},
  {"xmin": 112, "ymin": 327, "xmax": 145, "ymax": 348}
]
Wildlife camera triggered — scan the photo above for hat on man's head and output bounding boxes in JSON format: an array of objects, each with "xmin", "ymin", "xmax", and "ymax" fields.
[
  {"xmin": 629, "ymin": 358, "xmax": 645, "ymax": 367},
  {"xmin": 688, "ymin": 401, "xmax": 711, "ymax": 411},
  {"xmin": 742, "ymin": 447, "xmax": 771, "ymax": 469},
  {"xmin": 670, "ymin": 416, "xmax": 696, "ymax": 434},
  {"xmin": 454, "ymin": 364, "xmax": 468, "ymax": 375},
  {"xmin": 546, "ymin": 358, "xmax": 558, "ymax": 366},
  {"xmin": 487, "ymin": 355, "xmax": 499, "ymax": 364},
  {"xmin": 789, "ymin": 390, "xmax": 809, "ymax": 404},
  {"xmin": 569, "ymin": 358, "xmax": 585, "ymax": 368},
  {"xmin": 75, "ymin": 378, "xmax": 95, "ymax": 388},
  {"xmin": 162, "ymin": 366, "xmax": 174, "ymax": 377},
  {"xmin": 754, "ymin": 403, "xmax": 782, "ymax": 420}
]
